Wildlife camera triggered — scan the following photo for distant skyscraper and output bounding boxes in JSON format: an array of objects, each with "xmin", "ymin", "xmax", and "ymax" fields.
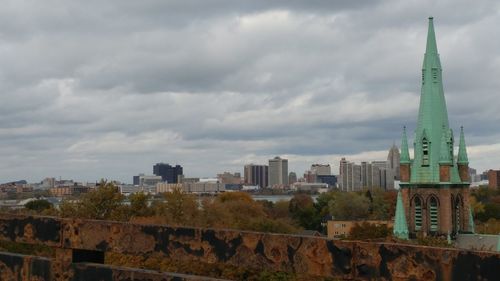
[
  {"xmin": 339, "ymin": 158, "xmax": 350, "ymax": 191},
  {"xmin": 288, "ymin": 172, "xmax": 298, "ymax": 185},
  {"xmin": 244, "ymin": 164, "xmax": 268, "ymax": 188},
  {"xmin": 153, "ymin": 163, "xmax": 183, "ymax": 183},
  {"xmin": 268, "ymin": 156, "xmax": 289, "ymax": 187},
  {"xmin": 340, "ymin": 158, "xmax": 394, "ymax": 190},
  {"xmin": 339, "ymin": 158, "xmax": 362, "ymax": 191},
  {"xmin": 310, "ymin": 164, "xmax": 331, "ymax": 176},
  {"xmin": 387, "ymin": 143, "xmax": 401, "ymax": 181}
]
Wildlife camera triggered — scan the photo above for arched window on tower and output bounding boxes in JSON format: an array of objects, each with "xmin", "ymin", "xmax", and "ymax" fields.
[
  {"xmin": 414, "ymin": 197, "xmax": 422, "ymax": 231},
  {"xmin": 422, "ymin": 137, "xmax": 430, "ymax": 166},
  {"xmin": 429, "ymin": 197, "xmax": 439, "ymax": 232}
]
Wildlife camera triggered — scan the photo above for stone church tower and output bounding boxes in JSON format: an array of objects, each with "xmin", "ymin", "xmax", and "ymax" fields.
[{"xmin": 394, "ymin": 18, "xmax": 474, "ymax": 239}]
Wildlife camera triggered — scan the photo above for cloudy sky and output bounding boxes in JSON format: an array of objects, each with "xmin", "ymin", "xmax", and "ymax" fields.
[{"xmin": 1, "ymin": 0, "xmax": 500, "ymax": 183}]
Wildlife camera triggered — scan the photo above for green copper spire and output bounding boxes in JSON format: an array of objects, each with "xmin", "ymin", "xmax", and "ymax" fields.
[
  {"xmin": 400, "ymin": 126, "xmax": 411, "ymax": 164},
  {"xmin": 409, "ymin": 17, "xmax": 453, "ymax": 183},
  {"xmin": 426, "ymin": 17, "xmax": 438, "ymax": 55},
  {"xmin": 439, "ymin": 126, "xmax": 452, "ymax": 165},
  {"xmin": 469, "ymin": 207, "xmax": 475, "ymax": 233},
  {"xmin": 458, "ymin": 126, "xmax": 469, "ymax": 164},
  {"xmin": 393, "ymin": 191, "xmax": 409, "ymax": 240}
]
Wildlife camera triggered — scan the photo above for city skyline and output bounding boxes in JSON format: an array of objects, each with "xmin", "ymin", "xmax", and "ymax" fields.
[{"xmin": 1, "ymin": 1, "xmax": 500, "ymax": 183}]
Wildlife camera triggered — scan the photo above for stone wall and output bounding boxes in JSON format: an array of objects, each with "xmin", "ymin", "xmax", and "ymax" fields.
[{"xmin": 0, "ymin": 214, "xmax": 499, "ymax": 280}]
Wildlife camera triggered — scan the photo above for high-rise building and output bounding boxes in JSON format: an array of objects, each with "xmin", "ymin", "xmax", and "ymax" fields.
[
  {"xmin": 387, "ymin": 144, "xmax": 401, "ymax": 181},
  {"xmin": 488, "ymin": 170, "xmax": 500, "ymax": 189},
  {"xmin": 339, "ymin": 158, "xmax": 349, "ymax": 191},
  {"xmin": 244, "ymin": 164, "xmax": 268, "ymax": 188},
  {"xmin": 217, "ymin": 172, "xmax": 242, "ymax": 185},
  {"xmin": 153, "ymin": 163, "xmax": 183, "ymax": 183},
  {"xmin": 339, "ymin": 158, "xmax": 362, "ymax": 191},
  {"xmin": 395, "ymin": 18, "xmax": 473, "ymax": 239},
  {"xmin": 288, "ymin": 172, "xmax": 298, "ymax": 185},
  {"xmin": 372, "ymin": 161, "xmax": 393, "ymax": 190},
  {"xmin": 268, "ymin": 156, "xmax": 289, "ymax": 188},
  {"xmin": 310, "ymin": 164, "xmax": 331, "ymax": 176},
  {"xmin": 341, "ymin": 158, "xmax": 394, "ymax": 190}
]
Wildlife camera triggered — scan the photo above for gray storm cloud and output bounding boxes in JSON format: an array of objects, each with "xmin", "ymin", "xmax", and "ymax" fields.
[{"xmin": 0, "ymin": 0, "xmax": 499, "ymax": 182}]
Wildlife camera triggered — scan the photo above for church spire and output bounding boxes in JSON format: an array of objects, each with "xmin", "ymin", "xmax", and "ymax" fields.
[
  {"xmin": 393, "ymin": 191, "xmax": 409, "ymax": 240},
  {"xmin": 412, "ymin": 17, "xmax": 450, "ymax": 183},
  {"xmin": 426, "ymin": 17, "xmax": 438, "ymax": 54},
  {"xmin": 400, "ymin": 126, "xmax": 410, "ymax": 164},
  {"xmin": 458, "ymin": 126, "xmax": 469, "ymax": 164}
]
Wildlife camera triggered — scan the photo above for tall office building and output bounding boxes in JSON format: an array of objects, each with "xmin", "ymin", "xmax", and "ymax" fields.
[
  {"xmin": 488, "ymin": 170, "xmax": 500, "ymax": 189},
  {"xmin": 244, "ymin": 164, "xmax": 269, "ymax": 188},
  {"xmin": 310, "ymin": 164, "xmax": 331, "ymax": 176},
  {"xmin": 341, "ymin": 159, "xmax": 394, "ymax": 190},
  {"xmin": 339, "ymin": 158, "xmax": 362, "ymax": 191},
  {"xmin": 288, "ymin": 172, "xmax": 298, "ymax": 185},
  {"xmin": 268, "ymin": 156, "xmax": 289, "ymax": 187},
  {"xmin": 387, "ymin": 144, "xmax": 401, "ymax": 181},
  {"xmin": 153, "ymin": 163, "xmax": 183, "ymax": 183},
  {"xmin": 339, "ymin": 158, "xmax": 349, "ymax": 191},
  {"xmin": 372, "ymin": 161, "xmax": 392, "ymax": 190}
]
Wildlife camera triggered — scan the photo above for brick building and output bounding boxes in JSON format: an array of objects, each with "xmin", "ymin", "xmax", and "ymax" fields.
[
  {"xmin": 487, "ymin": 170, "xmax": 500, "ymax": 189},
  {"xmin": 327, "ymin": 220, "xmax": 394, "ymax": 239}
]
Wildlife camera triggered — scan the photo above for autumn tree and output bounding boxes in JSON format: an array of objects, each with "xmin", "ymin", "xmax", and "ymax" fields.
[
  {"xmin": 328, "ymin": 192, "xmax": 370, "ymax": 220},
  {"xmin": 25, "ymin": 199, "xmax": 52, "ymax": 212},
  {"xmin": 128, "ymin": 192, "xmax": 154, "ymax": 218},
  {"xmin": 349, "ymin": 222, "xmax": 392, "ymax": 240},
  {"xmin": 160, "ymin": 187, "xmax": 200, "ymax": 225},
  {"xmin": 289, "ymin": 193, "xmax": 321, "ymax": 231},
  {"xmin": 59, "ymin": 180, "xmax": 127, "ymax": 221}
]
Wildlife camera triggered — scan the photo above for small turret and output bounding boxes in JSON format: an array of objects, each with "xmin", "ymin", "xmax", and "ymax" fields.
[
  {"xmin": 469, "ymin": 207, "xmax": 475, "ymax": 233},
  {"xmin": 400, "ymin": 126, "xmax": 411, "ymax": 182},
  {"xmin": 393, "ymin": 191, "xmax": 409, "ymax": 240},
  {"xmin": 457, "ymin": 127, "xmax": 469, "ymax": 182}
]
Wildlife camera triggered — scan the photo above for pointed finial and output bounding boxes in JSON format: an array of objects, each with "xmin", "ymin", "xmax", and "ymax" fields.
[
  {"xmin": 426, "ymin": 16, "xmax": 438, "ymax": 54},
  {"xmin": 393, "ymin": 190, "xmax": 409, "ymax": 240},
  {"xmin": 469, "ymin": 207, "xmax": 475, "ymax": 233},
  {"xmin": 400, "ymin": 126, "xmax": 411, "ymax": 164},
  {"xmin": 458, "ymin": 126, "xmax": 469, "ymax": 164}
]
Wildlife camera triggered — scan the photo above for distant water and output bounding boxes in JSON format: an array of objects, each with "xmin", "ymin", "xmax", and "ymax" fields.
[{"xmin": 251, "ymin": 194, "xmax": 318, "ymax": 203}]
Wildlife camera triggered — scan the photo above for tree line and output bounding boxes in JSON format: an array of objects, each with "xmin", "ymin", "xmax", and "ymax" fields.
[{"xmin": 22, "ymin": 181, "xmax": 398, "ymax": 236}]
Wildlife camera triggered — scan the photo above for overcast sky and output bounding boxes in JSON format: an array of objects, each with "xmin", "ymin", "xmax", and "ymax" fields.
[{"xmin": 1, "ymin": 0, "xmax": 499, "ymax": 183}]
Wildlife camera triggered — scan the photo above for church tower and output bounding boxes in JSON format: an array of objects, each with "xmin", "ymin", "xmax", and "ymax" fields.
[{"xmin": 395, "ymin": 18, "xmax": 473, "ymax": 239}]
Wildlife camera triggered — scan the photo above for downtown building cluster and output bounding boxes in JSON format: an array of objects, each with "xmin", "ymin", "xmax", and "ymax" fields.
[{"xmin": 338, "ymin": 144, "xmax": 400, "ymax": 191}]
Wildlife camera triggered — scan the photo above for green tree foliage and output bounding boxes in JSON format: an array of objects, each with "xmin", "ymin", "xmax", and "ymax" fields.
[
  {"xmin": 159, "ymin": 187, "xmax": 200, "ymax": 225},
  {"xmin": 59, "ymin": 180, "xmax": 127, "ymax": 221},
  {"xmin": 328, "ymin": 192, "xmax": 370, "ymax": 220},
  {"xmin": 24, "ymin": 199, "xmax": 52, "ymax": 212},
  {"xmin": 129, "ymin": 192, "xmax": 154, "ymax": 218},
  {"xmin": 202, "ymin": 192, "xmax": 298, "ymax": 233},
  {"xmin": 348, "ymin": 222, "xmax": 392, "ymax": 240},
  {"xmin": 289, "ymin": 194, "xmax": 321, "ymax": 231},
  {"xmin": 475, "ymin": 218, "xmax": 500, "ymax": 234},
  {"xmin": 471, "ymin": 187, "xmax": 500, "ymax": 222},
  {"xmin": 367, "ymin": 189, "xmax": 394, "ymax": 220},
  {"xmin": 315, "ymin": 190, "xmax": 338, "ymax": 217}
]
